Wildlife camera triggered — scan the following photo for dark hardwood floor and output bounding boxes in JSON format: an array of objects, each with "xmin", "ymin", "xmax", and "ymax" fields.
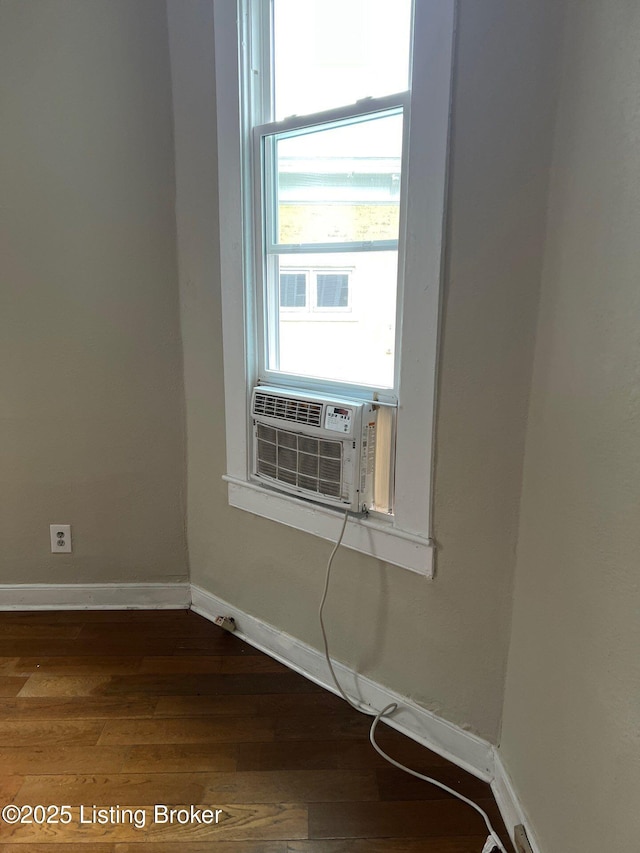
[{"xmin": 0, "ymin": 609, "xmax": 511, "ymax": 851}]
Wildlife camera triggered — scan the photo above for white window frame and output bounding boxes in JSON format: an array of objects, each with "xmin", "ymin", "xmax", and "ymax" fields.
[{"xmin": 214, "ymin": 0, "xmax": 456, "ymax": 577}]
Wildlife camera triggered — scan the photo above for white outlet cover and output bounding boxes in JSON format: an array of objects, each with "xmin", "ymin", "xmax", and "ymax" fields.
[
  {"xmin": 50, "ymin": 524, "xmax": 72, "ymax": 553},
  {"xmin": 514, "ymin": 825, "xmax": 534, "ymax": 853}
]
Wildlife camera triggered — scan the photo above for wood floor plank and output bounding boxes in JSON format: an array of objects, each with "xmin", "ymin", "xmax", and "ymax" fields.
[
  {"xmin": 0, "ymin": 696, "xmax": 157, "ymax": 720},
  {"xmin": 220, "ymin": 656, "xmax": 290, "ymax": 674},
  {"xmin": 173, "ymin": 636, "xmax": 262, "ymax": 655},
  {"xmin": 203, "ymin": 769, "xmax": 378, "ymax": 804},
  {"xmin": 0, "ymin": 624, "xmax": 80, "ymax": 639},
  {"xmin": 308, "ymin": 799, "xmax": 497, "ymax": 839},
  {"xmin": 115, "ymin": 844, "xmax": 286, "ymax": 853},
  {"xmin": 375, "ymin": 765, "xmax": 492, "ymax": 801},
  {"xmin": 122, "ymin": 743, "xmax": 237, "ymax": 774},
  {"xmin": 255, "ymin": 692, "xmax": 349, "ymax": 715},
  {"xmin": 0, "ymin": 719, "xmax": 104, "ymax": 746},
  {"xmin": 16, "ymin": 772, "xmax": 212, "ymax": 806},
  {"xmin": 139, "ymin": 655, "xmax": 289, "ymax": 675},
  {"xmin": 0, "ymin": 804, "xmax": 307, "ymax": 844},
  {"xmin": 274, "ymin": 710, "xmax": 375, "ymax": 741},
  {"xmin": 153, "ymin": 691, "xmax": 345, "ymax": 718},
  {"xmin": 0, "ymin": 639, "xmax": 179, "ymax": 657},
  {"xmin": 77, "ymin": 621, "xmax": 221, "ymax": 641},
  {"xmin": 17, "ymin": 674, "xmax": 112, "ymax": 697},
  {"xmin": 0, "ymin": 775, "xmax": 22, "ymax": 803},
  {"xmin": 12, "ymin": 656, "xmax": 143, "ymax": 675},
  {"xmin": 154, "ymin": 694, "xmax": 261, "ymax": 717},
  {"xmin": 236, "ymin": 738, "xmax": 454, "ymax": 773},
  {"xmin": 0, "ymin": 609, "xmax": 190, "ymax": 624},
  {"xmin": 287, "ymin": 841, "xmax": 489, "ymax": 853},
  {"xmin": 0, "ymin": 677, "xmax": 28, "ymax": 697},
  {"xmin": 100, "ymin": 672, "xmax": 323, "ymax": 697},
  {"xmin": 99, "ymin": 716, "xmax": 274, "ymax": 745},
  {"xmin": 0, "ymin": 745, "xmax": 128, "ymax": 775},
  {"xmin": 347, "ymin": 729, "xmax": 455, "ymax": 769},
  {"xmin": 236, "ymin": 740, "xmax": 340, "ymax": 773},
  {"xmin": 0, "ymin": 845, "xmax": 115, "ymax": 853},
  {"xmin": 139, "ymin": 656, "xmax": 226, "ymax": 675}
]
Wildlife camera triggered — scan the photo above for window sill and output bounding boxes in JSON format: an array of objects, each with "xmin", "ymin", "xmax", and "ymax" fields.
[{"xmin": 223, "ymin": 475, "xmax": 434, "ymax": 577}]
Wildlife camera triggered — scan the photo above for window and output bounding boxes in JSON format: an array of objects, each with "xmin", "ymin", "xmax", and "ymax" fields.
[
  {"xmin": 316, "ymin": 274, "xmax": 348, "ymax": 309},
  {"xmin": 259, "ymin": 108, "xmax": 404, "ymax": 389},
  {"xmin": 279, "ymin": 269, "xmax": 352, "ymax": 316},
  {"xmin": 214, "ymin": 0, "xmax": 455, "ymax": 575},
  {"xmin": 279, "ymin": 273, "xmax": 307, "ymax": 309},
  {"xmin": 251, "ymin": 0, "xmax": 412, "ymax": 394}
]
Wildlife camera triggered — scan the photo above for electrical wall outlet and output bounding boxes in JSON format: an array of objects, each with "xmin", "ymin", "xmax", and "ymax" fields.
[
  {"xmin": 50, "ymin": 524, "xmax": 72, "ymax": 553},
  {"xmin": 213, "ymin": 615, "xmax": 236, "ymax": 632},
  {"xmin": 514, "ymin": 825, "xmax": 534, "ymax": 853}
]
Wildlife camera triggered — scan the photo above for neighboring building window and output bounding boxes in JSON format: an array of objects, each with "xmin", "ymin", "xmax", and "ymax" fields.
[
  {"xmin": 279, "ymin": 273, "xmax": 307, "ymax": 309},
  {"xmin": 279, "ymin": 269, "xmax": 352, "ymax": 316},
  {"xmin": 315, "ymin": 274, "xmax": 349, "ymax": 309}
]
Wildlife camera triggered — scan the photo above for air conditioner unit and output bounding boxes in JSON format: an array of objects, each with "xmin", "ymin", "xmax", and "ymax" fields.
[{"xmin": 250, "ymin": 386, "xmax": 377, "ymax": 513}]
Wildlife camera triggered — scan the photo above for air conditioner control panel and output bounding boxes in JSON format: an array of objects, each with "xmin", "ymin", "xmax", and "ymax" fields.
[{"xmin": 324, "ymin": 405, "xmax": 353, "ymax": 435}]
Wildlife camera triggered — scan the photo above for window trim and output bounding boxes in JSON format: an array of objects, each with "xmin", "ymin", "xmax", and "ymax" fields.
[{"xmin": 213, "ymin": 0, "xmax": 456, "ymax": 577}]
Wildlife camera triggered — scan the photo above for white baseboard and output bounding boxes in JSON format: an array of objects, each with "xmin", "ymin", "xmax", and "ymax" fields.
[
  {"xmin": 492, "ymin": 751, "xmax": 542, "ymax": 852},
  {"xmin": 0, "ymin": 583, "xmax": 191, "ymax": 610},
  {"xmin": 191, "ymin": 584, "xmax": 495, "ymax": 781}
]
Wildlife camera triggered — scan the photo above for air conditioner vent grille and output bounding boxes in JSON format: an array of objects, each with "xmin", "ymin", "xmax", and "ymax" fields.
[
  {"xmin": 253, "ymin": 391, "xmax": 323, "ymax": 427},
  {"xmin": 256, "ymin": 423, "xmax": 343, "ymax": 500}
]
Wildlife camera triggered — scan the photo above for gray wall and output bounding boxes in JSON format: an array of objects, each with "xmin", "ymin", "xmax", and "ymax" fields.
[
  {"xmin": 168, "ymin": 0, "xmax": 560, "ymax": 741},
  {"xmin": 500, "ymin": 1, "xmax": 640, "ymax": 850},
  {"xmin": 0, "ymin": 0, "xmax": 187, "ymax": 584}
]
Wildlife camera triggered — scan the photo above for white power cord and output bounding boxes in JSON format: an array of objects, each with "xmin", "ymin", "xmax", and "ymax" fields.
[{"xmin": 318, "ymin": 509, "xmax": 508, "ymax": 853}]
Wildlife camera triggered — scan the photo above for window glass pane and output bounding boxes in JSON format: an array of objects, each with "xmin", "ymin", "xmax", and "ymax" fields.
[
  {"xmin": 273, "ymin": 251, "xmax": 397, "ymax": 388},
  {"xmin": 273, "ymin": 0, "xmax": 412, "ymax": 120},
  {"xmin": 280, "ymin": 273, "xmax": 307, "ymax": 307},
  {"xmin": 275, "ymin": 111, "xmax": 403, "ymax": 246},
  {"xmin": 316, "ymin": 274, "xmax": 349, "ymax": 308}
]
